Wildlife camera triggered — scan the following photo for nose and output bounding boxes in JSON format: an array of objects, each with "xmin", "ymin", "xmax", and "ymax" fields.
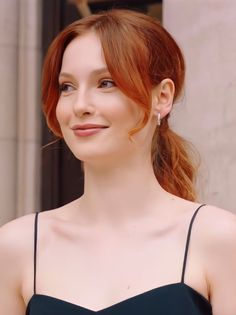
[{"xmin": 73, "ymin": 89, "xmax": 94, "ymax": 117}]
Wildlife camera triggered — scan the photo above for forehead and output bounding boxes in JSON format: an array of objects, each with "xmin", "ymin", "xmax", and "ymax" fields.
[{"xmin": 61, "ymin": 31, "xmax": 107, "ymax": 74}]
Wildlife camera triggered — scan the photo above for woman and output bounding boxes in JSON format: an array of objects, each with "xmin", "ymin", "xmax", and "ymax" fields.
[{"xmin": 1, "ymin": 9, "xmax": 236, "ymax": 315}]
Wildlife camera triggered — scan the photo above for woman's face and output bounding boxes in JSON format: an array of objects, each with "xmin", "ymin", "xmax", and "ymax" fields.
[{"xmin": 56, "ymin": 31, "xmax": 156, "ymax": 164}]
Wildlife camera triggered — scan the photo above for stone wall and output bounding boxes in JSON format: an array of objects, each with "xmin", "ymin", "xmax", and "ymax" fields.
[
  {"xmin": 0, "ymin": 0, "xmax": 41, "ymax": 225},
  {"xmin": 164, "ymin": 0, "xmax": 236, "ymax": 212}
]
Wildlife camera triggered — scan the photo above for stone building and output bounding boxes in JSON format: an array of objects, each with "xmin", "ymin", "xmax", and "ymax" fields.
[{"xmin": 0, "ymin": 0, "xmax": 236, "ymax": 225}]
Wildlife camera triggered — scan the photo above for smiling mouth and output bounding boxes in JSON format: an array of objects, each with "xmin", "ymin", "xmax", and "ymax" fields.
[
  {"xmin": 72, "ymin": 126, "xmax": 108, "ymax": 137},
  {"xmin": 72, "ymin": 124, "xmax": 108, "ymax": 130},
  {"xmin": 77, "ymin": 126, "xmax": 108, "ymax": 130}
]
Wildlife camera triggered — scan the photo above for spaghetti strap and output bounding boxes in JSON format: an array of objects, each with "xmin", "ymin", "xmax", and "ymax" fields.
[
  {"xmin": 181, "ymin": 204, "xmax": 206, "ymax": 283},
  {"xmin": 33, "ymin": 212, "xmax": 39, "ymax": 295}
]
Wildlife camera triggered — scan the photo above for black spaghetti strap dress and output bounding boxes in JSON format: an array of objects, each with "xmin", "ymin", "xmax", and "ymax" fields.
[{"xmin": 26, "ymin": 204, "xmax": 212, "ymax": 315}]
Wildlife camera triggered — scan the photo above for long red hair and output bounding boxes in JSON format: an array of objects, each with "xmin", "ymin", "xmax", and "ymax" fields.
[{"xmin": 42, "ymin": 9, "xmax": 198, "ymax": 201}]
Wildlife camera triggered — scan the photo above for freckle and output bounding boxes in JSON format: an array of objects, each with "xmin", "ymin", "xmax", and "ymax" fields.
[{"xmin": 127, "ymin": 285, "xmax": 130, "ymax": 290}]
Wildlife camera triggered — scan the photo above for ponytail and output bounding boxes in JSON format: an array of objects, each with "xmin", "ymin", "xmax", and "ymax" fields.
[{"xmin": 152, "ymin": 119, "xmax": 199, "ymax": 201}]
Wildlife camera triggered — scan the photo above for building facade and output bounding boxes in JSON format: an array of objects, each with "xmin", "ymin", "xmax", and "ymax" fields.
[{"xmin": 0, "ymin": 0, "xmax": 236, "ymax": 225}]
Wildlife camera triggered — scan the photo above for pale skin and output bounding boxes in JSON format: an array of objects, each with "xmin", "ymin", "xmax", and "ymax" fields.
[{"xmin": 1, "ymin": 31, "xmax": 236, "ymax": 315}]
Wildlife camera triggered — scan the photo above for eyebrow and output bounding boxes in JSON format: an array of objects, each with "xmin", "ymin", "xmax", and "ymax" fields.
[{"xmin": 59, "ymin": 67, "xmax": 110, "ymax": 80}]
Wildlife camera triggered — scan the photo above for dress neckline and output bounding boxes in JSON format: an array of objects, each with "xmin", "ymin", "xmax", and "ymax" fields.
[{"xmin": 26, "ymin": 282, "xmax": 211, "ymax": 313}]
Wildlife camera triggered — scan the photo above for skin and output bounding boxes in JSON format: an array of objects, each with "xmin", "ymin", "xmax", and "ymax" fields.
[{"xmin": 1, "ymin": 31, "xmax": 236, "ymax": 315}]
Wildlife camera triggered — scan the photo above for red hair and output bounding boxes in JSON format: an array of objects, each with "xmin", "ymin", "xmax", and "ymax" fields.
[{"xmin": 42, "ymin": 9, "xmax": 198, "ymax": 201}]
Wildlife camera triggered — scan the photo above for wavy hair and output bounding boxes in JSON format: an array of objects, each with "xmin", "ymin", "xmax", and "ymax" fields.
[{"xmin": 42, "ymin": 9, "xmax": 198, "ymax": 201}]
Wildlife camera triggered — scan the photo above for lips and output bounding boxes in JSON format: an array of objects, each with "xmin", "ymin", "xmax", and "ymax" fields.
[
  {"xmin": 71, "ymin": 124, "xmax": 108, "ymax": 137},
  {"xmin": 71, "ymin": 124, "xmax": 108, "ymax": 130}
]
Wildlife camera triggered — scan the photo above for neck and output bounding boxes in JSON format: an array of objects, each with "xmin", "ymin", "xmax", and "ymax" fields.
[{"xmin": 77, "ymin": 155, "xmax": 171, "ymax": 226}]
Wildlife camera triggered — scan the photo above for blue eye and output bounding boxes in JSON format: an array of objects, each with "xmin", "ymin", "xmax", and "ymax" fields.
[
  {"xmin": 99, "ymin": 80, "xmax": 116, "ymax": 89},
  {"xmin": 59, "ymin": 83, "xmax": 74, "ymax": 93}
]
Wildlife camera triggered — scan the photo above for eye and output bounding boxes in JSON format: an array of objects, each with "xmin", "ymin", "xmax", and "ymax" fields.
[
  {"xmin": 99, "ymin": 79, "xmax": 116, "ymax": 89},
  {"xmin": 59, "ymin": 83, "xmax": 75, "ymax": 93}
]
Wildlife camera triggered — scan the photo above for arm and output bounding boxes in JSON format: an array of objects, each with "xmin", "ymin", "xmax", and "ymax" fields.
[
  {"xmin": 204, "ymin": 206, "xmax": 236, "ymax": 315},
  {"xmin": 0, "ymin": 218, "xmax": 31, "ymax": 314}
]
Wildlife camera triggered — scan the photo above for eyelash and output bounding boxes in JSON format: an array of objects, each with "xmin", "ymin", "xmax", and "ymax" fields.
[
  {"xmin": 58, "ymin": 79, "xmax": 116, "ymax": 93},
  {"xmin": 98, "ymin": 79, "xmax": 116, "ymax": 89},
  {"xmin": 59, "ymin": 83, "xmax": 74, "ymax": 93}
]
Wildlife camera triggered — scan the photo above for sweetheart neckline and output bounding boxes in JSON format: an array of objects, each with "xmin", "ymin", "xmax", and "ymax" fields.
[{"xmin": 26, "ymin": 282, "xmax": 211, "ymax": 313}]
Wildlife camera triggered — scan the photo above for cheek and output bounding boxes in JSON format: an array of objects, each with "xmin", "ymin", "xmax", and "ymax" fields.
[
  {"xmin": 55, "ymin": 100, "xmax": 71, "ymax": 126},
  {"xmin": 109, "ymin": 94, "xmax": 142, "ymax": 123},
  {"xmin": 124, "ymin": 101, "xmax": 144, "ymax": 127}
]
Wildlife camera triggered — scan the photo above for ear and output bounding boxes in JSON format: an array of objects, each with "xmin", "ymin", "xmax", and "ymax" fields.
[{"xmin": 152, "ymin": 78, "xmax": 175, "ymax": 119}]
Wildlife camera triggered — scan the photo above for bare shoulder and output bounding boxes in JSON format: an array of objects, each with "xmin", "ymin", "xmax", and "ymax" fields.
[
  {"xmin": 0, "ymin": 213, "xmax": 36, "ymax": 245},
  {"xmin": 195, "ymin": 204, "xmax": 236, "ymax": 247},
  {"xmin": 0, "ymin": 213, "xmax": 37, "ymax": 265},
  {"xmin": 195, "ymin": 205, "xmax": 236, "ymax": 314},
  {"xmin": 0, "ymin": 213, "xmax": 37, "ymax": 314}
]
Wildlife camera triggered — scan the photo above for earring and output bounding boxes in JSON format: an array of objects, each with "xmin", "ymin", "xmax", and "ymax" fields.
[{"xmin": 157, "ymin": 112, "xmax": 161, "ymax": 126}]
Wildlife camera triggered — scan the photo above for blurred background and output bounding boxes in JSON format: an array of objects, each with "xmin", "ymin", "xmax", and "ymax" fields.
[{"xmin": 0, "ymin": 0, "xmax": 236, "ymax": 226}]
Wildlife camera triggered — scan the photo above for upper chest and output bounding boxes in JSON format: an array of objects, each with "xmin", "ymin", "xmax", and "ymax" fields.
[{"xmin": 22, "ymin": 211, "xmax": 208, "ymax": 310}]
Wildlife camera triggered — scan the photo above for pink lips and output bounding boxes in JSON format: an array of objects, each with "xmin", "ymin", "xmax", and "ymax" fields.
[{"xmin": 71, "ymin": 124, "xmax": 108, "ymax": 137}]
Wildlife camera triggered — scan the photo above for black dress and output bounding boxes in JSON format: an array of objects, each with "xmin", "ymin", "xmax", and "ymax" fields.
[{"xmin": 26, "ymin": 204, "xmax": 212, "ymax": 315}]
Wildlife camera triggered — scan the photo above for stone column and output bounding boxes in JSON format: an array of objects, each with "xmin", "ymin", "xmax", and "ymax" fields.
[
  {"xmin": 0, "ymin": 0, "xmax": 19, "ymax": 225},
  {"xmin": 0, "ymin": 0, "xmax": 41, "ymax": 225},
  {"xmin": 16, "ymin": 0, "xmax": 42, "ymax": 218},
  {"xmin": 163, "ymin": 0, "xmax": 236, "ymax": 212}
]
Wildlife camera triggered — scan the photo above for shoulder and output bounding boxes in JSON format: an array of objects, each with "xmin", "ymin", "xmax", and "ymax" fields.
[
  {"xmin": 180, "ymin": 203, "xmax": 236, "ymax": 274},
  {"xmin": 191, "ymin": 204, "xmax": 236, "ymax": 260},
  {"xmin": 196, "ymin": 205, "xmax": 236, "ymax": 311},
  {"xmin": 0, "ymin": 212, "xmax": 37, "ymax": 242},
  {"xmin": 195, "ymin": 204, "xmax": 236, "ymax": 248},
  {"xmin": 0, "ymin": 213, "xmax": 37, "ymax": 301},
  {"xmin": 0, "ymin": 210, "xmax": 59, "ymax": 257},
  {"xmin": 0, "ymin": 213, "xmax": 37, "ymax": 268}
]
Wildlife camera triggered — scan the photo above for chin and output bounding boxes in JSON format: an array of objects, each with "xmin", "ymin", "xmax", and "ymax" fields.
[
  {"xmin": 70, "ymin": 148, "xmax": 112, "ymax": 162},
  {"xmin": 70, "ymin": 147, "xmax": 125, "ymax": 166},
  {"xmin": 64, "ymin": 138, "xmax": 131, "ymax": 164}
]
